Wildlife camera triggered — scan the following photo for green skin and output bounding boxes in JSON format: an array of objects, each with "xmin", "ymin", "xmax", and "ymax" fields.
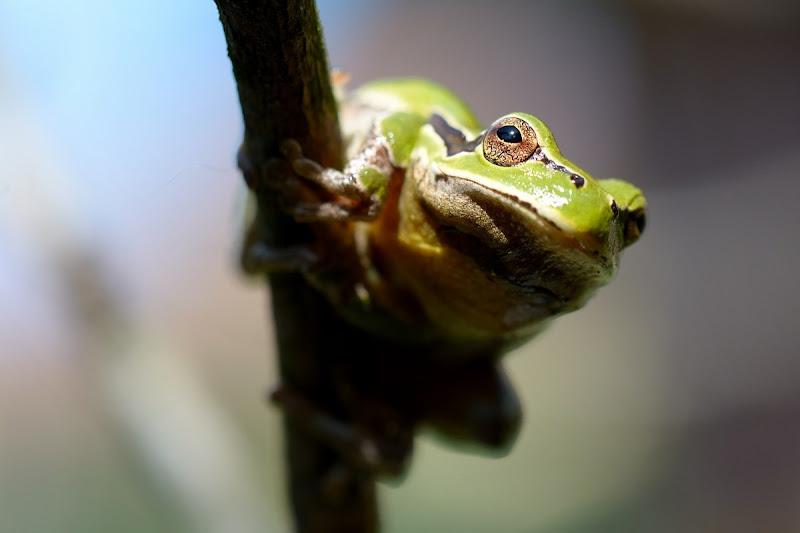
[
  {"xmin": 251, "ymin": 78, "xmax": 646, "ymax": 473},
  {"xmin": 276, "ymin": 77, "xmax": 646, "ymax": 345}
]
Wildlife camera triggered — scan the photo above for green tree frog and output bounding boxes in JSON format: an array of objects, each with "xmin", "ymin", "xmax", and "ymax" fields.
[
  {"xmin": 249, "ymin": 77, "xmax": 645, "ymax": 345},
  {"xmin": 244, "ymin": 77, "xmax": 646, "ymax": 475}
]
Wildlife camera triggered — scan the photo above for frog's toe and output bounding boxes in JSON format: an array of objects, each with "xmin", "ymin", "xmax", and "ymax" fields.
[
  {"xmin": 291, "ymin": 157, "xmax": 325, "ymax": 181},
  {"xmin": 279, "ymin": 138, "xmax": 303, "ymax": 160},
  {"xmin": 241, "ymin": 242, "xmax": 318, "ymax": 274}
]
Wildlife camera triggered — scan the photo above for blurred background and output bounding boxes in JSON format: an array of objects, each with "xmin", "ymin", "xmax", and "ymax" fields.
[{"xmin": 1, "ymin": 0, "xmax": 799, "ymax": 531}]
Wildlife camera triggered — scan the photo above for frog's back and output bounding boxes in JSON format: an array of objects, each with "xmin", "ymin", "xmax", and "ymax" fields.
[{"xmin": 354, "ymin": 78, "xmax": 483, "ymax": 133}]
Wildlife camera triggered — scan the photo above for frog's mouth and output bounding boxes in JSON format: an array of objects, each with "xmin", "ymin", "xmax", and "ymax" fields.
[
  {"xmin": 430, "ymin": 156, "xmax": 616, "ymax": 267},
  {"xmin": 455, "ymin": 180, "xmax": 616, "ymax": 272},
  {"xmin": 429, "ymin": 189, "xmax": 613, "ymax": 315}
]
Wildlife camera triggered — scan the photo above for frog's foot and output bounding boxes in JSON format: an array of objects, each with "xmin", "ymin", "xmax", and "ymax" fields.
[
  {"xmin": 279, "ymin": 140, "xmax": 382, "ymax": 222},
  {"xmin": 270, "ymin": 384, "xmax": 412, "ymax": 478}
]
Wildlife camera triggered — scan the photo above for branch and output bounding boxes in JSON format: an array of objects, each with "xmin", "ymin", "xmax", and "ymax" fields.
[{"xmin": 214, "ymin": 1, "xmax": 377, "ymax": 532}]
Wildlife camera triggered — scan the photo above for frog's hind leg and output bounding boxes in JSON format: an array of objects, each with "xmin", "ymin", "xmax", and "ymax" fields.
[{"xmin": 418, "ymin": 359, "xmax": 522, "ymax": 454}]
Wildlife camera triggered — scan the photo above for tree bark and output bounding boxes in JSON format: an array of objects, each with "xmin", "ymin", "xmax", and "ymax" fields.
[{"xmin": 214, "ymin": 1, "xmax": 378, "ymax": 531}]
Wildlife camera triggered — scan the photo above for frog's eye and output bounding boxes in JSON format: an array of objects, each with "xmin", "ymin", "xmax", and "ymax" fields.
[
  {"xmin": 483, "ymin": 117, "xmax": 538, "ymax": 166},
  {"xmin": 496, "ymin": 125, "xmax": 522, "ymax": 143}
]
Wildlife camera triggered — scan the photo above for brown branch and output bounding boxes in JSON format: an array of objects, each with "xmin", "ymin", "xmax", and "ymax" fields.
[{"xmin": 214, "ymin": 1, "xmax": 377, "ymax": 532}]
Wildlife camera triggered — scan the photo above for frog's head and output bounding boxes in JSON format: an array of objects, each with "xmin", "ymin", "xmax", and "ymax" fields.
[{"xmin": 420, "ymin": 112, "xmax": 646, "ymax": 310}]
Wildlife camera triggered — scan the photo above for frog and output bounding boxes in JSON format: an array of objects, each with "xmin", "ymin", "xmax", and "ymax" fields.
[{"xmin": 242, "ymin": 77, "xmax": 646, "ymax": 478}]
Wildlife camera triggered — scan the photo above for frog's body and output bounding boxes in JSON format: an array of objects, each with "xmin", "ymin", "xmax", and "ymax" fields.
[
  {"xmin": 243, "ymin": 77, "xmax": 646, "ymax": 474},
  {"xmin": 271, "ymin": 78, "xmax": 646, "ymax": 346}
]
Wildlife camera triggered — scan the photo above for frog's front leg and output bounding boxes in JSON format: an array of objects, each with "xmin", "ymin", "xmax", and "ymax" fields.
[
  {"xmin": 237, "ymin": 132, "xmax": 391, "ymax": 274},
  {"xmin": 280, "ymin": 137, "xmax": 391, "ymax": 222}
]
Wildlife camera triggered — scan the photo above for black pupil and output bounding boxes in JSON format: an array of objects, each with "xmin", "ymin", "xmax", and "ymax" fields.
[{"xmin": 496, "ymin": 125, "xmax": 522, "ymax": 143}]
